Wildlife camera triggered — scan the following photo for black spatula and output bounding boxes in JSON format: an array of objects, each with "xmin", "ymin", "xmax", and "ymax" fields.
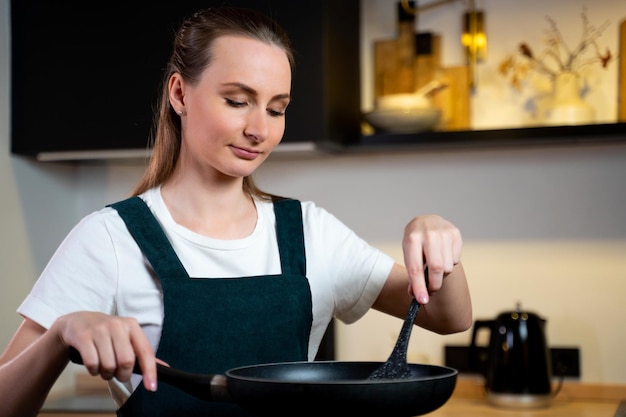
[{"xmin": 367, "ymin": 297, "xmax": 421, "ymax": 380}]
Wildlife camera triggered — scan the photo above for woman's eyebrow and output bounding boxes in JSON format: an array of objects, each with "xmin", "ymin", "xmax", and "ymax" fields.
[{"xmin": 222, "ymin": 82, "xmax": 290, "ymax": 102}]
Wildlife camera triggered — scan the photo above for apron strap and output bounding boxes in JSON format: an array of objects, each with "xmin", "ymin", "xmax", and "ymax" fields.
[
  {"xmin": 110, "ymin": 196, "xmax": 306, "ymax": 278},
  {"xmin": 108, "ymin": 197, "xmax": 189, "ymax": 278},
  {"xmin": 273, "ymin": 198, "xmax": 306, "ymax": 276}
]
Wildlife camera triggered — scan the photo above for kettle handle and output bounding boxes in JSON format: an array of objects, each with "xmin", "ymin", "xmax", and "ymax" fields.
[{"xmin": 469, "ymin": 319, "xmax": 493, "ymax": 375}]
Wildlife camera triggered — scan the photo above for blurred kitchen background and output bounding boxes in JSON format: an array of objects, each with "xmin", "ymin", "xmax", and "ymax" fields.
[{"xmin": 1, "ymin": 0, "xmax": 625, "ymax": 397}]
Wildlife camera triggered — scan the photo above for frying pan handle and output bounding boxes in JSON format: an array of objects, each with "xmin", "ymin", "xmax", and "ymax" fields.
[{"xmin": 68, "ymin": 346, "xmax": 232, "ymax": 402}]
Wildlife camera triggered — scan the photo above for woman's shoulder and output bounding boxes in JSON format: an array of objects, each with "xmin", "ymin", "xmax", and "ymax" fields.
[
  {"xmin": 298, "ymin": 200, "xmax": 343, "ymax": 224},
  {"xmin": 267, "ymin": 199, "xmax": 350, "ymax": 237},
  {"xmin": 60, "ymin": 206, "xmax": 127, "ymax": 250},
  {"xmin": 257, "ymin": 198, "xmax": 336, "ymax": 222},
  {"xmin": 68, "ymin": 193, "xmax": 154, "ymax": 241}
]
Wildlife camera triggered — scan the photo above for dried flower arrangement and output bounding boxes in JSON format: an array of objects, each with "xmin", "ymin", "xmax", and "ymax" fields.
[{"xmin": 499, "ymin": 7, "xmax": 613, "ymax": 90}]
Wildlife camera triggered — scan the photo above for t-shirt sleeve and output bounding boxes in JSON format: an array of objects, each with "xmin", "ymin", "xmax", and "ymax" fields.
[
  {"xmin": 301, "ymin": 201, "xmax": 395, "ymax": 325},
  {"xmin": 17, "ymin": 209, "xmax": 120, "ymax": 329}
]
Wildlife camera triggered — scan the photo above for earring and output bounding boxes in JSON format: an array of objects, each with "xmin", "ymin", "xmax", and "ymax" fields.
[{"xmin": 177, "ymin": 110, "xmax": 183, "ymax": 115}]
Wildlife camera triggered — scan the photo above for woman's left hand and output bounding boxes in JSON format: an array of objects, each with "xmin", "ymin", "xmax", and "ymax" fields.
[{"xmin": 402, "ymin": 214, "xmax": 462, "ymax": 304}]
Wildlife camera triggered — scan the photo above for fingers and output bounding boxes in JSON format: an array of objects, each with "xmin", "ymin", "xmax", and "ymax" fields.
[
  {"xmin": 58, "ymin": 312, "xmax": 157, "ymax": 392},
  {"xmin": 405, "ymin": 271, "xmax": 433, "ymax": 304},
  {"xmin": 403, "ymin": 235, "xmax": 428, "ymax": 303},
  {"xmin": 402, "ymin": 215, "xmax": 462, "ymax": 303},
  {"xmin": 131, "ymin": 334, "xmax": 158, "ymax": 392}
]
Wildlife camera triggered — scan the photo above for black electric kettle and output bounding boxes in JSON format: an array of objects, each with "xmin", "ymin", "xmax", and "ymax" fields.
[{"xmin": 470, "ymin": 303, "xmax": 552, "ymax": 408}]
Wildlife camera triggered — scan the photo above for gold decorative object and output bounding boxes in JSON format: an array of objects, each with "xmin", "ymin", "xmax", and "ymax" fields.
[
  {"xmin": 461, "ymin": 3, "xmax": 486, "ymax": 90},
  {"xmin": 462, "ymin": 10, "xmax": 486, "ymax": 62}
]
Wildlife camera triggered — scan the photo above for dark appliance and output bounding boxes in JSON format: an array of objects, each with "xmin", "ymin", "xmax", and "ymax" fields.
[{"xmin": 470, "ymin": 303, "xmax": 553, "ymax": 408}]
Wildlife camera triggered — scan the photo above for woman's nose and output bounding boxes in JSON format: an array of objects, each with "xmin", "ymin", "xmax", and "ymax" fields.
[{"xmin": 243, "ymin": 109, "xmax": 269, "ymax": 142}]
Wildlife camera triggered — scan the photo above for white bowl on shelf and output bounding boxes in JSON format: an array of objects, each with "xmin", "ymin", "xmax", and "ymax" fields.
[
  {"xmin": 364, "ymin": 107, "xmax": 442, "ymax": 134},
  {"xmin": 365, "ymin": 81, "xmax": 446, "ymax": 134}
]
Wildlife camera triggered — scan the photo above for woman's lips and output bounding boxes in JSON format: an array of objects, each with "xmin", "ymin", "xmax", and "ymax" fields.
[{"xmin": 230, "ymin": 145, "xmax": 261, "ymax": 160}]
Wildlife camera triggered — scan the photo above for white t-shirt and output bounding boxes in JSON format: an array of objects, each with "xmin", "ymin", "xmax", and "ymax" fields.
[{"xmin": 18, "ymin": 187, "xmax": 395, "ymax": 404}]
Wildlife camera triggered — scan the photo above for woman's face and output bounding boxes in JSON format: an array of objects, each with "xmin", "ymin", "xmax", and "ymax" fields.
[{"xmin": 171, "ymin": 35, "xmax": 292, "ymax": 181}]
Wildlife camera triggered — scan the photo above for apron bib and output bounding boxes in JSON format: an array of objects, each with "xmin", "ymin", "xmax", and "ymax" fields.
[{"xmin": 111, "ymin": 197, "xmax": 312, "ymax": 416}]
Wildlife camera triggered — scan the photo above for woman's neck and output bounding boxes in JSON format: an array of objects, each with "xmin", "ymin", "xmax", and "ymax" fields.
[{"xmin": 160, "ymin": 177, "xmax": 257, "ymax": 239}]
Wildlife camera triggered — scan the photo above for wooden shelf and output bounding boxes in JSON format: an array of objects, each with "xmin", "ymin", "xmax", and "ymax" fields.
[{"xmin": 326, "ymin": 122, "xmax": 626, "ymax": 152}]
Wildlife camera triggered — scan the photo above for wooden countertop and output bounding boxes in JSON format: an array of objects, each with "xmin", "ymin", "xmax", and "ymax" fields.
[
  {"xmin": 427, "ymin": 398, "xmax": 622, "ymax": 417},
  {"xmin": 425, "ymin": 376, "xmax": 626, "ymax": 417}
]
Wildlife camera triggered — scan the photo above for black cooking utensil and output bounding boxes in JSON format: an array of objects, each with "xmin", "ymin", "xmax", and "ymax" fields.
[
  {"xmin": 368, "ymin": 268, "xmax": 428, "ymax": 380},
  {"xmin": 368, "ymin": 297, "xmax": 420, "ymax": 380}
]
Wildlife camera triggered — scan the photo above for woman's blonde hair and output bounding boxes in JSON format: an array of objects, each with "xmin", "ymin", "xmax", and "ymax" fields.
[{"xmin": 132, "ymin": 7, "xmax": 295, "ymax": 200}]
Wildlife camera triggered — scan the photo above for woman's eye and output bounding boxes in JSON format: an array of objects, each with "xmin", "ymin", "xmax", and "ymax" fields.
[
  {"xmin": 225, "ymin": 98, "xmax": 246, "ymax": 107},
  {"xmin": 225, "ymin": 97, "xmax": 285, "ymax": 117},
  {"xmin": 268, "ymin": 108, "xmax": 285, "ymax": 117}
]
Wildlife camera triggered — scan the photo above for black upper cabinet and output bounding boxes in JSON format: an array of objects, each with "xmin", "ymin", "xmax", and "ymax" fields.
[{"xmin": 10, "ymin": 1, "xmax": 361, "ymax": 159}]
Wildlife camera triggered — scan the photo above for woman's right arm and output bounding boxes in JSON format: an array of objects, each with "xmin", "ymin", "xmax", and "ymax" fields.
[
  {"xmin": 0, "ymin": 318, "xmax": 70, "ymax": 417},
  {"xmin": 0, "ymin": 313, "xmax": 158, "ymax": 417}
]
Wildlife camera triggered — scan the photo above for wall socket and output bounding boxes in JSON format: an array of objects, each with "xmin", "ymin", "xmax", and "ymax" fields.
[
  {"xmin": 551, "ymin": 347, "xmax": 581, "ymax": 378},
  {"xmin": 444, "ymin": 345, "xmax": 581, "ymax": 379}
]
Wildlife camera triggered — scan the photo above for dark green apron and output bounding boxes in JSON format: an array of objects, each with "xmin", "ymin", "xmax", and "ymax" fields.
[{"xmin": 110, "ymin": 196, "xmax": 313, "ymax": 416}]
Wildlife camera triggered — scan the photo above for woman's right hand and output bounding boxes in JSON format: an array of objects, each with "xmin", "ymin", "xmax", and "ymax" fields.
[
  {"xmin": 53, "ymin": 311, "xmax": 158, "ymax": 392},
  {"xmin": 0, "ymin": 313, "xmax": 158, "ymax": 417}
]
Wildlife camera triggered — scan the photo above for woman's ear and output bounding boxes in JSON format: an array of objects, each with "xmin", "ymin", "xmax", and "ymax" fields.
[{"xmin": 169, "ymin": 73, "xmax": 186, "ymax": 115}]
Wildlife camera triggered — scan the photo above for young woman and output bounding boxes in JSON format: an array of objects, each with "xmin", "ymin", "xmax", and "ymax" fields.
[{"xmin": 0, "ymin": 7, "xmax": 472, "ymax": 417}]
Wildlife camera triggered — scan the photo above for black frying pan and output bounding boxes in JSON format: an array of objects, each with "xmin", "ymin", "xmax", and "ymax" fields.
[{"xmin": 69, "ymin": 348, "xmax": 457, "ymax": 416}]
